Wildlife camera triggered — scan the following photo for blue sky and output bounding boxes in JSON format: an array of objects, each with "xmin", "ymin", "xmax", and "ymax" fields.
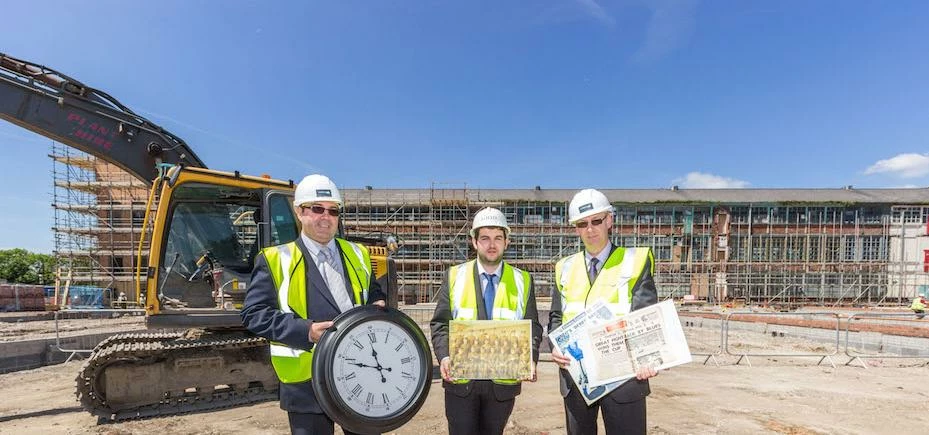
[{"xmin": 2, "ymin": 1, "xmax": 928, "ymax": 253}]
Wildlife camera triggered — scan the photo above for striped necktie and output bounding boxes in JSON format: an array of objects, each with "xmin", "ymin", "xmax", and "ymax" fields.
[{"xmin": 588, "ymin": 257, "xmax": 599, "ymax": 283}]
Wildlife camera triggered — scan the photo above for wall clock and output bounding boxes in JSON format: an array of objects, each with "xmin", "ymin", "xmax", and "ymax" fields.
[{"xmin": 312, "ymin": 305, "xmax": 432, "ymax": 434}]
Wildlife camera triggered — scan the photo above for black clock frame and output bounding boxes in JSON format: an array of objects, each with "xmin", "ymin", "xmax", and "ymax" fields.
[{"xmin": 312, "ymin": 305, "xmax": 433, "ymax": 434}]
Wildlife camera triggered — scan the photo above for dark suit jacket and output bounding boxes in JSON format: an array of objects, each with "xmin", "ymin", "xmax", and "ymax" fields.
[
  {"xmin": 430, "ymin": 261, "xmax": 543, "ymax": 401},
  {"xmin": 240, "ymin": 237, "xmax": 386, "ymax": 413},
  {"xmin": 548, "ymin": 246, "xmax": 658, "ymax": 404}
]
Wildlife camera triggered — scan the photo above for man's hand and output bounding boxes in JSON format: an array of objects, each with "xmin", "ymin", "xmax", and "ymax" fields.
[
  {"xmin": 635, "ymin": 365, "xmax": 658, "ymax": 381},
  {"xmin": 309, "ymin": 320, "xmax": 333, "ymax": 343},
  {"xmin": 551, "ymin": 347, "xmax": 572, "ymax": 369},
  {"xmin": 439, "ymin": 357, "xmax": 455, "ymax": 382},
  {"xmin": 373, "ymin": 300, "xmax": 386, "ymax": 308},
  {"xmin": 525, "ymin": 362, "xmax": 538, "ymax": 382}
]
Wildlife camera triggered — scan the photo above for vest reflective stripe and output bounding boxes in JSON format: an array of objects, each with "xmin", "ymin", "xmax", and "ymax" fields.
[
  {"xmin": 555, "ymin": 247, "xmax": 653, "ymax": 323},
  {"xmin": 262, "ymin": 238, "xmax": 372, "ymax": 384},
  {"xmin": 269, "ymin": 345, "xmax": 305, "ymax": 358},
  {"xmin": 276, "ymin": 244, "xmax": 294, "ymax": 315},
  {"xmin": 269, "ymin": 244, "xmax": 307, "ymax": 362},
  {"xmin": 512, "ymin": 271, "xmax": 526, "ymax": 320},
  {"xmin": 336, "ymin": 238, "xmax": 371, "ymax": 305},
  {"xmin": 447, "ymin": 260, "xmax": 529, "ymax": 385},
  {"xmin": 450, "ymin": 264, "xmax": 472, "ymax": 319},
  {"xmin": 556, "ymin": 255, "xmax": 586, "ymax": 316}
]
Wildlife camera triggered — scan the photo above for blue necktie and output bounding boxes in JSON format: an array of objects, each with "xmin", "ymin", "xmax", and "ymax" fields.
[{"xmin": 482, "ymin": 272, "xmax": 496, "ymax": 318}]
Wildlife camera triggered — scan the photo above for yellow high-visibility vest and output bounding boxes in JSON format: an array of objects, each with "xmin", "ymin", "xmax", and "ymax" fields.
[
  {"xmin": 911, "ymin": 297, "xmax": 927, "ymax": 312},
  {"xmin": 263, "ymin": 238, "xmax": 371, "ymax": 383},
  {"xmin": 555, "ymin": 247, "xmax": 653, "ymax": 323}
]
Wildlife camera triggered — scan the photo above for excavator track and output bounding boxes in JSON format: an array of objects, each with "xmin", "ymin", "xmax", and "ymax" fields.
[{"xmin": 76, "ymin": 330, "xmax": 279, "ymax": 422}]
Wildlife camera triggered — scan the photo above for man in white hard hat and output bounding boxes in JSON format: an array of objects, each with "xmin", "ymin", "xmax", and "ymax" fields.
[
  {"xmin": 430, "ymin": 207, "xmax": 542, "ymax": 435},
  {"xmin": 242, "ymin": 174, "xmax": 386, "ymax": 435},
  {"xmin": 548, "ymin": 189, "xmax": 659, "ymax": 435}
]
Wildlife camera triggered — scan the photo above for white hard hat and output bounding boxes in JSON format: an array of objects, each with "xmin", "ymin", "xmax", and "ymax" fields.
[
  {"xmin": 568, "ymin": 189, "xmax": 613, "ymax": 223},
  {"xmin": 470, "ymin": 207, "xmax": 510, "ymax": 238},
  {"xmin": 293, "ymin": 174, "xmax": 342, "ymax": 207}
]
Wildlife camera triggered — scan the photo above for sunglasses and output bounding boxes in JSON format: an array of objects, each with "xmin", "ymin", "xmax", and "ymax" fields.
[
  {"xmin": 575, "ymin": 217, "xmax": 605, "ymax": 229},
  {"xmin": 302, "ymin": 204, "xmax": 340, "ymax": 217}
]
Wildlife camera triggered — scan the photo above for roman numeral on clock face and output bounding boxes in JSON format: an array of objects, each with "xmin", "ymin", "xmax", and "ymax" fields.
[
  {"xmin": 368, "ymin": 332, "xmax": 377, "ymax": 343},
  {"xmin": 352, "ymin": 384, "xmax": 363, "ymax": 397},
  {"xmin": 401, "ymin": 356, "xmax": 411, "ymax": 364}
]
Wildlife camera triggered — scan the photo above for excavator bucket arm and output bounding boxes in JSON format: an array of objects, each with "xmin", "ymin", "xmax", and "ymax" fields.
[{"xmin": 0, "ymin": 52, "xmax": 205, "ymax": 184}]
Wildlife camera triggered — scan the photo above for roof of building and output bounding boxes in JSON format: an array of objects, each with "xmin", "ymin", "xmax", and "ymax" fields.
[{"xmin": 342, "ymin": 187, "xmax": 929, "ymax": 205}]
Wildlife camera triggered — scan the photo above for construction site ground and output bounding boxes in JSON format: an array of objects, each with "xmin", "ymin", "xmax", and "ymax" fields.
[
  {"xmin": 2, "ymin": 309, "xmax": 929, "ymax": 434},
  {"xmin": 0, "ymin": 311, "xmax": 145, "ymax": 343}
]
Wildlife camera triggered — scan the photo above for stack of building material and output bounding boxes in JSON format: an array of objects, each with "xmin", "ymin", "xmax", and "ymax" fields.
[{"xmin": 0, "ymin": 284, "xmax": 47, "ymax": 312}]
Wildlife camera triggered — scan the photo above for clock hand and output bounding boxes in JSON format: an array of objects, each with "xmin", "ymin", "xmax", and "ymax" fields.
[
  {"xmin": 369, "ymin": 346, "xmax": 392, "ymax": 382},
  {"xmin": 348, "ymin": 361, "xmax": 379, "ymax": 369},
  {"xmin": 371, "ymin": 346, "xmax": 384, "ymax": 369}
]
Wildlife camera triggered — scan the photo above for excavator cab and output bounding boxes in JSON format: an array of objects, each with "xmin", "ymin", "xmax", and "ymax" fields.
[
  {"xmin": 157, "ymin": 184, "xmax": 265, "ymax": 309},
  {"xmin": 144, "ymin": 167, "xmax": 296, "ymax": 328}
]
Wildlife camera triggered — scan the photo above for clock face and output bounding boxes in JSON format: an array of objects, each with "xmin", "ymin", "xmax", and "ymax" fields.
[
  {"xmin": 312, "ymin": 306, "xmax": 432, "ymax": 434},
  {"xmin": 331, "ymin": 319, "xmax": 425, "ymax": 418}
]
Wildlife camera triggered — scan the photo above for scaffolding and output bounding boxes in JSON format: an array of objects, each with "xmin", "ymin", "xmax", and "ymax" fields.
[
  {"xmin": 43, "ymin": 161, "xmax": 928, "ymax": 308},
  {"xmin": 50, "ymin": 142, "xmax": 151, "ymax": 300},
  {"xmin": 342, "ymin": 188, "xmax": 929, "ymax": 307}
]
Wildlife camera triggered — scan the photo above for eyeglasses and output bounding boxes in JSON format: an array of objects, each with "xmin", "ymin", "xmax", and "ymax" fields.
[
  {"xmin": 302, "ymin": 204, "xmax": 340, "ymax": 217},
  {"xmin": 575, "ymin": 218, "xmax": 605, "ymax": 229}
]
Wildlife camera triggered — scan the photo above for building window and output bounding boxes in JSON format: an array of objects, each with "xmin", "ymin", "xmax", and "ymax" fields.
[
  {"xmin": 861, "ymin": 236, "xmax": 886, "ymax": 262},
  {"xmin": 844, "ymin": 236, "xmax": 857, "ymax": 262}
]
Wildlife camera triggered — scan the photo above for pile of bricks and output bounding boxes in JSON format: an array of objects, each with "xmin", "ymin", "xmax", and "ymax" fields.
[{"xmin": 0, "ymin": 284, "xmax": 46, "ymax": 312}]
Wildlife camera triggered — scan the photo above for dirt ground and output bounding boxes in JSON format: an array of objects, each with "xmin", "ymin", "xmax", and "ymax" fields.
[
  {"xmin": 2, "ymin": 323, "xmax": 929, "ymax": 434},
  {"xmin": 0, "ymin": 312, "xmax": 145, "ymax": 342}
]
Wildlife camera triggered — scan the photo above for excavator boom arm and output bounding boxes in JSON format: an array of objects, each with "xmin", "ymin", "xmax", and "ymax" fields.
[{"xmin": 0, "ymin": 52, "xmax": 205, "ymax": 183}]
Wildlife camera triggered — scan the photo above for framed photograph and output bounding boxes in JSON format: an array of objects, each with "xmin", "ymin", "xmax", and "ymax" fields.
[{"xmin": 449, "ymin": 319, "xmax": 532, "ymax": 380}]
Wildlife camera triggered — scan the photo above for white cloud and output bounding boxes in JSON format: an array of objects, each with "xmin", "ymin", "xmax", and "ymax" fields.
[
  {"xmin": 562, "ymin": 0, "xmax": 696, "ymax": 63},
  {"xmin": 864, "ymin": 153, "xmax": 929, "ymax": 178},
  {"xmin": 575, "ymin": 0, "xmax": 615, "ymax": 27},
  {"xmin": 673, "ymin": 172, "xmax": 749, "ymax": 189},
  {"xmin": 632, "ymin": 0, "xmax": 698, "ymax": 63}
]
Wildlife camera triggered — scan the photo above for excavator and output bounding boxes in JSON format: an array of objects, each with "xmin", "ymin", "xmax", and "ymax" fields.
[{"xmin": 0, "ymin": 52, "xmax": 398, "ymax": 421}]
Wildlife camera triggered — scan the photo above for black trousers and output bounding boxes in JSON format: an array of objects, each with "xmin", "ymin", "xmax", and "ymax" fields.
[
  {"xmin": 444, "ymin": 380, "xmax": 516, "ymax": 435},
  {"xmin": 563, "ymin": 380, "xmax": 647, "ymax": 435},
  {"xmin": 287, "ymin": 412, "xmax": 374, "ymax": 435}
]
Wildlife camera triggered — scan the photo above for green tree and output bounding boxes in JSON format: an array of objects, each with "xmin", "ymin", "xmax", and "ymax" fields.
[{"xmin": 0, "ymin": 249, "xmax": 58, "ymax": 285}]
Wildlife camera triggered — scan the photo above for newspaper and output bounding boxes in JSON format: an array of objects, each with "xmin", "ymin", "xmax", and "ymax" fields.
[
  {"xmin": 449, "ymin": 319, "xmax": 532, "ymax": 380},
  {"xmin": 548, "ymin": 301, "xmax": 621, "ymax": 404},
  {"xmin": 548, "ymin": 300, "xmax": 691, "ymax": 404}
]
